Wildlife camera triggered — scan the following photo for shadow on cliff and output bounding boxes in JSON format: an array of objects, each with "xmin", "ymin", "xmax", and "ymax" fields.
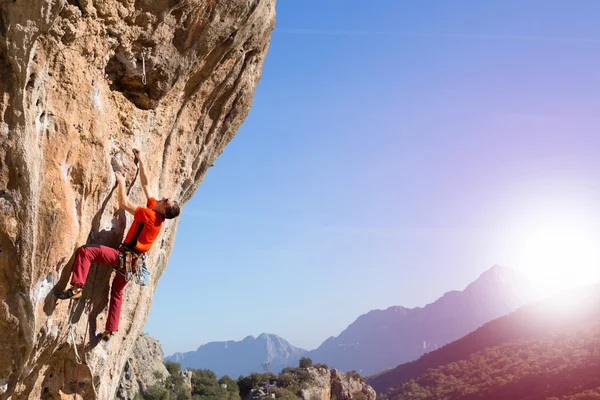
[
  {"xmin": 44, "ymin": 184, "xmax": 129, "ymax": 347},
  {"xmin": 34, "ymin": 171, "xmax": 142, "ymax": 398}
]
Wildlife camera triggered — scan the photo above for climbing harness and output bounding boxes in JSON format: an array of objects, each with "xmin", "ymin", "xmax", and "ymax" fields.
[{"xmin": 117, "ymin": 244, "xmax": 150, "ymax": 286}]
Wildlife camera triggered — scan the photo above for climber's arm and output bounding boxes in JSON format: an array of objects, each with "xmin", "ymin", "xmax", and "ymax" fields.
[
  {"xmin": 133, "ymin": 149, "xmax": 153, "ymax": 200},
  {"xmin": 115, "ymin": 172, "xmax": 137, "ymax": 215}
]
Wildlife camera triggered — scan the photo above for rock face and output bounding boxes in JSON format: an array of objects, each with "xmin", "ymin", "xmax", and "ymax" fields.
[
  {"xmin": 0, "ymin": 1, "xmax": 275, "ymax": 399},
  {"xmin": 299, "ymin": 367, "xmax": 331, "ymax": 400},
  {"xmin": 307, "ymin": 266, "xmax": 534, "ymax": 375},
  {"xmin": 299, "ymin": 368, "xmax": 376, "ymax": 400},
  {"xmin": 116, "ymin": 334, "xmax": 169, "ymax": 400},
  {"xmin": 165, "ymin": 333, "xmax": 307, "ymax": 377}
]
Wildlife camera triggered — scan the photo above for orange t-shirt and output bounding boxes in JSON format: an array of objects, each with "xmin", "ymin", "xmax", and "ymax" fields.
[{"xmin": 123, "ymin": 197, "xmax": 165, "ymax": 253}]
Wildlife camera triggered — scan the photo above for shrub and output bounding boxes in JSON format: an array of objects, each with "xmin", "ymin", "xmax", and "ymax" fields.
[
  {"xmin": 144, "ymin": 383, "xmax": 170, "ymax": 400},
  {"xmin": 347, "ymin": 370, "xmax": 365, "ymax": 383},
  {"xmin": 274, "ymin": 387, "xmax": 301, "ymax": 399},
  {"xmin": 165, "ymin": 361, "xmax": 182, "ymax": 376},
  {"xmin": 299, "ymin": 357, "xmax": 313, "ymax": 369}
]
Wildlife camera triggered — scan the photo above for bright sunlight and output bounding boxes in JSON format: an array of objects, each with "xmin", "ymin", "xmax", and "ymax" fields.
[{"xmin": 500, "ymin": 200, "xmax": 600, "ymax": 296}]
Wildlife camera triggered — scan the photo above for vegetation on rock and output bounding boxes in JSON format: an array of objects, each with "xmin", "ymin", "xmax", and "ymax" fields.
[{"xmin": 139, "ymin": 357, "xmax": 367, "ymax": 399}]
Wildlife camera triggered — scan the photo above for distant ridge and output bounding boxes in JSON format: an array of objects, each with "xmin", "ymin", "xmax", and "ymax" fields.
[
  {"xmin": 368, "ymin": 282, "xmax": 600, "ymax": 397},
  {"xmin": 165, "ymin": 333, "xmax": 307, "ymax": 377},
  {"xmin": 306, "ymin": 266, "xmax": 534, "ymax": 375}
]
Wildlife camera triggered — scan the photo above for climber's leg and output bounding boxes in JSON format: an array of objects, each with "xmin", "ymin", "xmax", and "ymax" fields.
[
  {"xmin": 104, "ymin": 271, "xmax": 128, "ymax": 335},
  {"xmin": 71, "ymin": 245, "xmax": 120, "ymax": 286},
  {"xmin": 55, "ymin": 245, "xmax": 120, "ymax": 300}
]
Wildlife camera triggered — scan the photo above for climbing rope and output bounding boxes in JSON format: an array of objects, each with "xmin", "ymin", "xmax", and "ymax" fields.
[
  {"xmin": 68, "ymin": 324, "xmax": 82, "ymax": 365},
  {"xmin": 71, "ymin": 264, "xmax": 100, "ymax": 399}
]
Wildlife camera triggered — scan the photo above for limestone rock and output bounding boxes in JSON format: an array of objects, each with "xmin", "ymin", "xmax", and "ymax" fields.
[
  {"xmin": 330, "ymin": 370, "xmax": 376, "ymax": 400},
  {"xmin": 245, "ymin": 387, "xmax": 273, "ymax": 400},
  {"xmin": 116, "ymin": 334, "xmax": 169, "ymax": 400},
  {"xmin": 179, "ymin": 369, "xmax": 193, "ymax": 391},
  {"xmin": 300, "ymin": 368, "xmax": 376, "ymax": 400},
  {"xmin": 299, "ymin": 367, "xmax": 331, "ymax": 400},
  {"xmin": 0, "ymin": 0, "xmax": 275, "ymax": 399}
]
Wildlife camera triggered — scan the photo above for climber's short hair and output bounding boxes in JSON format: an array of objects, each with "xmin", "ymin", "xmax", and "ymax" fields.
[{"xmin": 165, "ymin": 200, "xmax": 181, "ymax": 219}]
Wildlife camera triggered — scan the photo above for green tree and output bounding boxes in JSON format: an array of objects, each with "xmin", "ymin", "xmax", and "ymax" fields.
[
  {"xmin": 274, "ymin": 387, "xmax": 301, "ymax": 399},
  {"xmin": 190, "ymin": 369, "xmax": 224, "ymax": 399},
  {"xmin": 299, "ymin": 357, "xmax": 313, "ymax": 369},
  {"xmin": 165, "ymin": 361, "xmax": 181, "ymax": 376},
  {"xmin": 277, "ymin": 371, "xmax": 296, "ymax": 388},
  {"xmin": 172, "ymin": 385, "xmax": 192, "ymax": 400},
  {"xmin": 237, "ymin": 372, "xmax": 266, "ymax": 397},
  {"xmin": 144, "ymin": 383, "xmax": 171, "ymax": 400},
  {"xmin": 218, "ymin": 375, "xmax": 241, "ymax": 400}
]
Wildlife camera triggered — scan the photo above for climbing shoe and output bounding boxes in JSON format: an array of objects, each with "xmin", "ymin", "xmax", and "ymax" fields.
[
  {"xmin": 100, "ymin": 331, "xmax": 114, "ymax": 342},
  {"xmin": 54, "ymin": 287, "xmax": 82, "ymax": 300}
]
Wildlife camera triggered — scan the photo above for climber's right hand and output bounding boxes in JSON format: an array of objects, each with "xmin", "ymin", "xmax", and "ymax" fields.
[
  {"xmin": 115, "ymin": 172, "xmax": 126, "ymax": 186},
  {"xmin": 133, "ymin": 148, "xmax": 143, "ymax": 164}
]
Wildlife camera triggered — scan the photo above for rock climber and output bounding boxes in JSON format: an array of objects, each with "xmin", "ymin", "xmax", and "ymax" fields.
[{"xmin": 55, "ymin": 149, "xmax": 180, "ymax": 341}]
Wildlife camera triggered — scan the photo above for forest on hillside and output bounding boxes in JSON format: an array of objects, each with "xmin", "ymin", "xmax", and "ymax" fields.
[{"xmin": 379, "ymin": 323, "xmax": 600, "ymax": 400}]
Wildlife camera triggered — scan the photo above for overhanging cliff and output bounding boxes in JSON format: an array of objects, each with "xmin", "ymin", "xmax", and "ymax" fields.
[{"xmin": 0, "ymin": 0, "xmax": 275, "ymax": 398}]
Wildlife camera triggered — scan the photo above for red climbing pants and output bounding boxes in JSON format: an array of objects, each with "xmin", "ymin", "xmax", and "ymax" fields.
[{"xmin": 70, "ymin": 244, "xmax": 127, "ymax": 332}]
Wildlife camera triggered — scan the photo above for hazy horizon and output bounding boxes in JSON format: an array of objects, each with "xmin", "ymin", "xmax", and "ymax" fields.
[
  {"xmin": 145, "ymin": 1, "xmax": 600, "ymax": 356},
  {"xmin": 160, "ymin": 266, "xmax": 600, "ymax": 355}
]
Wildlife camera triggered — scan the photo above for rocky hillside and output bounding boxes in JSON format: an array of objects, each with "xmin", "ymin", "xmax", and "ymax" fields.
[
  {"xmin": 0, "ymin": 1, "xmax": 275, "ymax": 399},
  {"xmin": 369, "ymin": 283, "xmax": 600, "ymax": 397},
  {"xmin": 300, "ymin": 368, "xmax": 376, "ymax": 400},
  {"xmin": 116, "ymin": 334, "xmax": 169, "ymax": 400},
  {"xmin": 242, "ymin": 366, "xmax": 376, "ymax": 400},
  {"xmin": 166, "ymin": 333, "xmax": 307, "ymax": 377},
  {"xmin": 307, "ymin": 266, "xmax": 534, "ymax": 375}
]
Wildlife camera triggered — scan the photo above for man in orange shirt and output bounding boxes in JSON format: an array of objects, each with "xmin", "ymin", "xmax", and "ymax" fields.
[{"xmin": 55, "ymin": 149, "xmax": 180, "ymax": 341}]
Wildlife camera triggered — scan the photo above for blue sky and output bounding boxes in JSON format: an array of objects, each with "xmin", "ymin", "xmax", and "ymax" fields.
[{"xmin": 145, "ymin": 1, "xmax": 600, "ymax": 355}]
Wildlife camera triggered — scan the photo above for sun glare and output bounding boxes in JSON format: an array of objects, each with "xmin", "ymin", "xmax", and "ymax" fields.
[{"xmin": 501, "ymin": 202, "xmax": 600, "ymax": 296}]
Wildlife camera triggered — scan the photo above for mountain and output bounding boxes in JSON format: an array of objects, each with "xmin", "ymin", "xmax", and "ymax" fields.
[
  {"xmin": 165, "ymin": 333, "xmax": 307, "ymax": 377},
  {"xmin": 306, "ymin": 266, "xmax": 534, "ymax": 376},
  {"xmin": 370, "ymin": 283, "xmax": 600, "ymax": 399}
]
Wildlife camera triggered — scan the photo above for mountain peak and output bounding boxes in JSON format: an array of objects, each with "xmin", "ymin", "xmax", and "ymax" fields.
[
  {"xmin": 468, "ymin": 265, "xmax": 527, "ymax": 288},
  {"xmin": 257, "ymin": 332, "xmax": 278, "ymax": 340},
  {"xmin": 165, "ymin": 334, "xmax": 307, "ymax": 377},
  {"xmin": 308, "ymin": 265, "xmax": 534, "ymax": 375},
  {"xmin": 480, "ymin": 265, "xmax": 515, "ymax": 279}
]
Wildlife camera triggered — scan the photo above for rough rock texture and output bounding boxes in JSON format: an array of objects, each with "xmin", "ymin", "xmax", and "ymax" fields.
[
  {"xmin": 0, "ymin": 1, "xmax": 275, "ymax": 399},
  {"xmin": 299, "ymin": 367, "xmax": 330, "ymax": 400},
  {"xmin": 179, "ymin": 369, "xmax": 192, "ymax": 390},
  {"xmin": 300, "ymin": 368, "xmax": 376, "ymax": 400},
  {"xmin": 330, "ymin": 370, "xmax": 376, "ymax": 400},
  {"xmin": 116, "ymin": 334, "xmax": 169, "ymax": 400}
]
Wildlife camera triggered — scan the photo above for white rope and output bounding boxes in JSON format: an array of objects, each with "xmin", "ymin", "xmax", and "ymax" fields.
[{"xmin": 69, "ymin": 324, "xmax": 82, "ymax": 365}]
